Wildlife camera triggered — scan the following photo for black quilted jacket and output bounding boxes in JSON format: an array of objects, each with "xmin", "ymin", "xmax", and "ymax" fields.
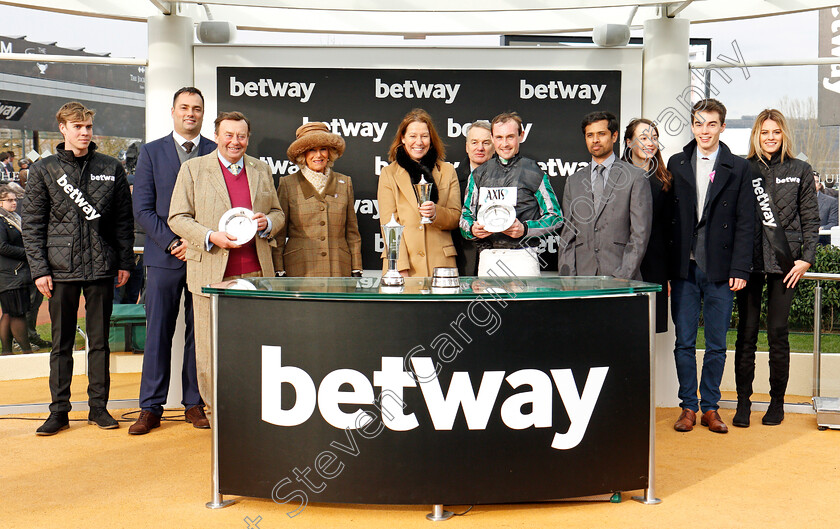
[
  {"xmin": 0, "ymin": 216, "xmax": 31, "ymax": 292},
  {"xmin": 21, "ymin": 142, "xmax": 134, "ymax": 281},
  {"xmin": 747, "ymin": 152, "xmax": 820, "ymax": 274}
]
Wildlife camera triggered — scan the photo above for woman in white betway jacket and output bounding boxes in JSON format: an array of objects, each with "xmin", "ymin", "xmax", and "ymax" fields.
[{"xmin": 733, "ymin": 109, "xmax": 820, "ymax": 428}]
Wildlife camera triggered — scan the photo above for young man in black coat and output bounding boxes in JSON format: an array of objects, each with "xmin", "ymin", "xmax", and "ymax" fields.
[
  {"xmin": 22, "ymin": 102, "xmax": 134, "ymax": 435},
  {"xmin": 668, "ymin": 99, "xmax": 754, "ymax": 435}
]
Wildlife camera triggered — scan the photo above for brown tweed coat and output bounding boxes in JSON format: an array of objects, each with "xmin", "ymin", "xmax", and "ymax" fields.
[
  {"xmin": 377, "ymin": 161, "xmax": 460, "ymax": 277},
  {"xmin": 273, "ymin": 170, "xmax": 363, "ymax": 277},
  {"xmin": 168, "ymin": 151, "xmax": 285, "ymax": 295}
]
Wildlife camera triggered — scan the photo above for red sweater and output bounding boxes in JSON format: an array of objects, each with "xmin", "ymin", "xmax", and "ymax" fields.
[{"xmin": 220, "ymin": 161, "xmax": 261, "ymax": 277}]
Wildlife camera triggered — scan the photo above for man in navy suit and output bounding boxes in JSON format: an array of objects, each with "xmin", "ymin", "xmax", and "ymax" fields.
[
  {"xmin": 668, "ymin": 98, "xmax": 754, "ymax": 435},
  {"xmin": 129, "ymin": 87, "xmax": 216, "ymax": 434}
]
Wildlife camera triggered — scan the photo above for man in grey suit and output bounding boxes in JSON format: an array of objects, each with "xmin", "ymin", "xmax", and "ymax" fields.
[{"xmin": 558, "ymin": 111, "xmax": 652, "ymax": 279}]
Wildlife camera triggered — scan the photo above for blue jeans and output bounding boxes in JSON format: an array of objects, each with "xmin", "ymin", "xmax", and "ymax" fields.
[{"xmin": 671, "ymin": 261, "xmax": 735, "ymax": 412}]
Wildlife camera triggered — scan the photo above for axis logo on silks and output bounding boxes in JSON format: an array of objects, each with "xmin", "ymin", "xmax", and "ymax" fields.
[{"xmin": 261, "ymin": 346, "xmax": 608, "ymax": 450}]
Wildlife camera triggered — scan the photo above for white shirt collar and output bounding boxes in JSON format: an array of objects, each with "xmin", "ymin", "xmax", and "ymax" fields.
[
  {"xmin": 218, "ymin": 152, "xmax": 244, "ymax": 170},
  {"xmin": 172, "ymin": 131, "xmax": 199, "ymax": 151},
  {"xmin": 697, "ymin": 146, "xmax": 719, "ymax": 163}
]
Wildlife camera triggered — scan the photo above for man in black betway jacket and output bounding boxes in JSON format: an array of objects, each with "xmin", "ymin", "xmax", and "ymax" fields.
[{"xmin": 22, "ymin": 102, "xmax": 134, "ymax": 436}]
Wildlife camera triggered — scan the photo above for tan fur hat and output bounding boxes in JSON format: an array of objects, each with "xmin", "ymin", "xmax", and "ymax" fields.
[{"xmin": 286, "ymin": 122, "xmax": 345, "ymax": 163}]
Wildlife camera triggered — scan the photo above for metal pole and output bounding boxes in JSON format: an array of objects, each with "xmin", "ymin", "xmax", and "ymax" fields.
[
  {"xmin": 633, "ymin": 292, "xmax": 661, "ymax": 505},
  {"xmin": 690, "ymin": 56, "xmax": 840, "ymax": 69},
  {"xmin": 426, "ymin": 504, "xmax": 454, "ymax": 522},
  {"xmin": 207, "ymin": 293, "xmax": 234, "ymax": 509},
  {"xmin": 813, "ymin": 281, "xmax": 822, "ymax": 398},
  {"xmin": 0, "ymin": 52, "xmax": 146, "ymax": 66}
]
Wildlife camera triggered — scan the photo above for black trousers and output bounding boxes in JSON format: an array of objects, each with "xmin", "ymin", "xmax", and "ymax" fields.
[
  {"xmin": 48, "ymin": 278, "xmax": 114, "ymax": 413},
  {"xmin": 26, "ymin": 282, "xmax": 43, "ymax": 338},
  {"xmin": 734, "ymin": 272, "xmax": 796, "ymax": 402}
]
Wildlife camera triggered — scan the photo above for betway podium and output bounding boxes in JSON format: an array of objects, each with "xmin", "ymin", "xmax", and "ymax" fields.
[{"xmin": 202, "ymin": 276, "xmax": 660, "ymax": 512}]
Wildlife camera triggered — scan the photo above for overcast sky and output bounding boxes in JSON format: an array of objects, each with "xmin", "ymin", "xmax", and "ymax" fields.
[{"xmin": 0, "ymin": 5, "xmax": 822, "ymax": 121}]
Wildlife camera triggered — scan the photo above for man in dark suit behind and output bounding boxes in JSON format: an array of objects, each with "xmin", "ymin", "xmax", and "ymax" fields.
[
  {"xmin": 815, "ymin": 171, "xmax": 838, "ymax": 245},
  {"xmin": 454, "ymin": 120, "xmax": 494, "ymax": 275},
  {"xmin": 129, "ymin": 87, "xmax": 216, "ymax": 434},
  {"xmin": 669, "ymin": 98, "xmax": 754, "ymax": 435}
]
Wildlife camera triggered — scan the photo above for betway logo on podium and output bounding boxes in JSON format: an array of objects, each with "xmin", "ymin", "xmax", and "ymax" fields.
[{"xmin": 261, "ymin": 346, "xmax": 608, "ymax": 450}]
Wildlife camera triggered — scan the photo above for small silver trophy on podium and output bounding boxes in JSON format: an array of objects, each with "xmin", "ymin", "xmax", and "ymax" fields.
[
  {"xmin": 413, "ymin": 175, "xmax": 433, "ymax": 224},
  {"xmin": 381, "ymin": 214, "xmax": 405, "ymax": 288}
]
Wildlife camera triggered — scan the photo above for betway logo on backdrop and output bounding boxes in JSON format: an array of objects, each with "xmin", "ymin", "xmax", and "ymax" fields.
[
  {"xmin": 520, "ymin": 79, "xmax": 607, "ymax": 104},
  {"xmin": 447, "ymin": 118, "xmax": 533, "ymax": 142},
  {"xmin": 262, "ymin": 347, "xmax": 608, "ymax": 450},
  {"xmin": 301, "ymin": 116, "xmax": 388, "ymax": 143},
  {"xmin": 229, "ymin": 77, "xmax": 315, "ymax": 102},
  {"xmin": 375, "ymin": 78, "xmax": 461, "ymax": 104}
]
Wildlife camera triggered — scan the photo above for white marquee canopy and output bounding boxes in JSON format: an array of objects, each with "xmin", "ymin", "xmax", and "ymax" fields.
[{"xmin": 2, "ymin": 0, "xmax": 836, "ymax": 38}]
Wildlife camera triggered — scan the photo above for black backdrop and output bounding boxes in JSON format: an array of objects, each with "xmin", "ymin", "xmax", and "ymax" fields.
[
  {"xmin": 217, "ymin": 294, "xmax": 650, "ymax": 506},
  {"xmin": 217, "ymin": 67, "xmax": 622, "ymax": 270}
]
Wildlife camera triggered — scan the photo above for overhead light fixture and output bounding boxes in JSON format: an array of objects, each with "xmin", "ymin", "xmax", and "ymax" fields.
[
  {"xmin": 196, "ymin": 3, "xmax": 236, "ymax": 44},
  {"xmin": 592, "ymin": 5, "xmax": 637, "ymax": 48},
  {"xmin": 592, "ymin": 24, "xmax": 631, "ymax": 47},
  {"xmin": 196, "ymin": 21, "xmax": 236, "ymax": 43}
]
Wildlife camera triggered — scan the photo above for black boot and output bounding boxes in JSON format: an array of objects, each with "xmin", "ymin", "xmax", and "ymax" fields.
[
  {"xmin": 88, "ymin": 407, "xmax": 119, "ymax": 429},
  {"xmin": 29, "ymin": 334, "xmax": 52, "ymax": 349},
  {"xmin": 36, "ymin": 412, "xmax": 69, "ymax": 436},
  {"xmin": 762, "ymin": 399, "xmax": 784, "ymax": 426},
  {"xmin": 733, "ymin": 399, "xmax": 751, "ymax": 427}
]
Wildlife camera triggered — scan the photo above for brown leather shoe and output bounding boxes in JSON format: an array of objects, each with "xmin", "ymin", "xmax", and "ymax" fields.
[
  {"xmin": 701, "ymin": 409, "xmax": 729, "ymax": 434},
  {"xmin": 185, "ymin": 406, "xmax": 211, "ymax": 429},
  {"xmin": 128, "ymin": 410, "xmax": 161, "ymax": 435},
  {"xmin": 674, "ymin": 408, "xmax": 696, "ymax": 432}
]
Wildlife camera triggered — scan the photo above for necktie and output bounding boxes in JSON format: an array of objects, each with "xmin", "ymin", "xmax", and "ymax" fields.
[
  {"xmin": 230, "ymin": 163, "xmax": 240, "ymax": 175},
  {"xmin": 183, "ymin": 141, "xmax": 194, "ymax": 154},
  {"xmin": 593, "ymin": 164, "xmax": 606, "ymax": 205}
]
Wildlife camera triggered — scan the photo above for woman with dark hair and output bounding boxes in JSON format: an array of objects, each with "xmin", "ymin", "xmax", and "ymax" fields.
[
  {"xmin": 733, "ymin": 109, "xmax": 819, "ymax": 427},
  {"xmin": 274, "ymin": 122, "xmax": 363, "ymax": 277},
  {"xmin": 377, "ymin": 108, "xmax": 460, "ymax": 277},
  {"xmin": 0, "ymin": 184, "xmax": 33, "ymax": 354},
  {"xmin": 622, "ymin": 118, "xmax": 673, "ymax": 333}
]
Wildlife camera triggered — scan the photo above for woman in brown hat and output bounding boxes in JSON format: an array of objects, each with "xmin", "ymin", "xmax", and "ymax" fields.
[
  {"xmin": 377, "ymin": 109, "xmax": 460, "ymax": 277},
  {"xmin": 274, "ymin": 122, "xmax": 363, "ymax": 277}
]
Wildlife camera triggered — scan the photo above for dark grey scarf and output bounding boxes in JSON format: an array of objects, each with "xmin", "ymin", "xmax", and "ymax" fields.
[{"xmin": 396, "ymin": 144, "xmax": 440, "ymax": 204}]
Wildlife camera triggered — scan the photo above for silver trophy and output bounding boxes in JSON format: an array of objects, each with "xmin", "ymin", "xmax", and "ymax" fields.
[
  {"xmin": 413, "ymin": 175, "xmax": 433, "ymax": 224},
  {"xmin": 381, "ymin": 214, "xmax": 405, "ymax": 287}
]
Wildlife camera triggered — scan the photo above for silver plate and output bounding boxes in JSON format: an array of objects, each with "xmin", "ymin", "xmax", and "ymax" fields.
[
  {"xmin": 225, "ymin": 278, "xmax": 258, "ymax": 290},
  {"xmin": 218, "ymin": 207, "xmax": 258, "ymax": 244},
  {"xmin": 478, "ymin": 204, "xmax": 516, "ymax": 233}
]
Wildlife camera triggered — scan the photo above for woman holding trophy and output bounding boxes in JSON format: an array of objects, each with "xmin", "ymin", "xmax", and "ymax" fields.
[
  {"xmin": 274, "ymin": 122, "xmax": 363, "ymax": 277},
  {"xmin": 377, "ymin": 108, "xmax": 461, "ymax": 277}
]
